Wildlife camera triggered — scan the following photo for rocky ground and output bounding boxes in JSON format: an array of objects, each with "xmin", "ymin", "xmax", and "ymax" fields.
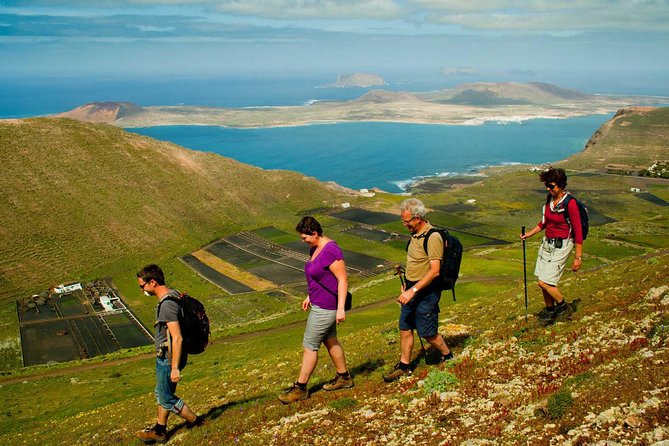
[{"xmin": 232, "ymin": 254, "xmax": 669, "ymax": 446}]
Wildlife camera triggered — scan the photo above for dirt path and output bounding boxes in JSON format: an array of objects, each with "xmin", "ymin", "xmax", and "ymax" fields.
[{"xmin": 0, "ymin": 275, "xmax": 502, "ymax": 386}]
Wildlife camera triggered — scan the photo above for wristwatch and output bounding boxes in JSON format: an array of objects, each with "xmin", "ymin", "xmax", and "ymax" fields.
[{"xmin": 411, "ymin": 286, "xmax": 419, "ymax": 293}]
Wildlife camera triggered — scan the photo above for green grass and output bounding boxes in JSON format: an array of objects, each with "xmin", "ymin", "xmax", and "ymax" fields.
[
  {"xmin": 422, "ymin": 369, "xmax": 459, "ymax": 394},
  {"xmin": 546, "ymin": 389, "xmax": 574, "ymax": 420},
  {"xmin": 2, "ymin": 250, "xmax": 667, "ymax": 445}
]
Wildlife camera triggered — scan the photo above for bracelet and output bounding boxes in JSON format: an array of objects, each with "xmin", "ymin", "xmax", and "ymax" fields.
[{"xmin": 575, "ymin": 256, "xmax": 582, "ymax": 260}]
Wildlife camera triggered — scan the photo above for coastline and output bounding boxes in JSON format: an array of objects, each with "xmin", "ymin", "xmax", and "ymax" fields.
[{"xmin": 103, "ymin": 91, "xmax": 668, "ymax": 129}]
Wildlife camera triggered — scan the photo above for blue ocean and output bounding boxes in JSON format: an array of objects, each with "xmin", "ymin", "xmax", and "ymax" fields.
[
  {"xmin": 128, "ymin": 117, "xmax": 611, "ymax": 192},
  {"xmin": 2, "ymin": 76, "xmax": 654, "ymax": 192}
]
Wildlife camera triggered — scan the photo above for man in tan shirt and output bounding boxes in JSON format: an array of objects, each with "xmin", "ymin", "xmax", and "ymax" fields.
[{"xmin": 384, "ymin": 198, "xmax": 453, "ymax": 382}]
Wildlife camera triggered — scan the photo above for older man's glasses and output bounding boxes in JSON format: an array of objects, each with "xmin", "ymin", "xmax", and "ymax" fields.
[
  {"xmin": 545, "ymin": 183, "xmax": 558, "ymax": 190},
  {"xmin": 401, "ymin": 216, "xmax": 418, "ymax": 225}
]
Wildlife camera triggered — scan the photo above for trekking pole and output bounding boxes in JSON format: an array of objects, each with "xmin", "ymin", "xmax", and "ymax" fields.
[
  {"xmin": 394, "ymin": 265, "xmax": 426, "ymax": 358},
  {"xmin": 417, "ymin": 335, "xmax": 426, "ymax": 356},
  {"xmin": 393, "ymin": 264, "xmax": 406, "ymax": 289},
  {"xmin": 521, "ymin": 226, "xmax": 528, "ymax": 323}
]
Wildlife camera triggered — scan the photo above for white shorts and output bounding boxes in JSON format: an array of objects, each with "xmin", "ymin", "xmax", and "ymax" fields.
[{"xmin": 534, "ymin": 237, "xmax": 573, "ymax": 286}]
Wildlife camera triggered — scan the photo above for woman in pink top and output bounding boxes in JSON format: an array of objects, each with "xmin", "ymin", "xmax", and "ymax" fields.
[
  {"xmin": 278, "ymin": 216, "xmax": 353, "ymax": 404},
  {"xmin": 520, "ymin": 168, "xmax": 584, "ymax": 324}
]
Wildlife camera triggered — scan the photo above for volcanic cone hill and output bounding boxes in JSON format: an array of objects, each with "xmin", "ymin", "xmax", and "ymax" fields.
[
  {"xmin": 54, "ymin": 101, "xmax": 144, "ymax": 123},
  {"xmin": 419, "ymin": 81, "xmax": 591, "ymax": 105}
]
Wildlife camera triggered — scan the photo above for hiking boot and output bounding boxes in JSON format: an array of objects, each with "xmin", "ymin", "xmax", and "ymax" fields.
[
  {"xmin": 383, "ymin": 362, "xmax": 412, "ymax": 383},
  {"xmin": 186, "ymin": 416, "xmax": 205, "ymax": 429},
  {"xmin": 538, "ymin": 308, "xmax": 558, "ymax": 325},
  {"xmin": 536, "ymin": 307, "xmax": 556, "ymax": 319},
  {"xmin": 323, "ymin": 374, "xmax": 354, "ymax": 391},
  {"xmin": 553, "ymin": 302, "xmax": 574, "ymax": 323},
  {"xmin": 437, "ymin": 352, "xmax": 454, "ymax": 364},
  {"xmin": 136, "ymin": 426, "xmax": 167, "ymax": 444},
  {"xmin": 278, "ymin": 383, "xmax": 308, "ymax": 404}
]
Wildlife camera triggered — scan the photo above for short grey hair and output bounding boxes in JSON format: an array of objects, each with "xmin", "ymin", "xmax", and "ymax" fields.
[{"xmin": 400, "ymin": 198, "xmax": 427, "ymax": 219}]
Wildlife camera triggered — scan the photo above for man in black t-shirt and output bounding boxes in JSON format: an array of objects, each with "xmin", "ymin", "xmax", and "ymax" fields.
[{"xmin": 135, "ymin": 264, "xmax": 201, "ymax": 443}]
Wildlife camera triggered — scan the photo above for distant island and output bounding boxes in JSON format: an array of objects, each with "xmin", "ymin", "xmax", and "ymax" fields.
[
  {"xmin": 321, "ymin": 72, "xmax": 386, "ymax": 88},
  {"xmin": 53, "ymin": 82, "xmax": 668, "ymax": 129}
]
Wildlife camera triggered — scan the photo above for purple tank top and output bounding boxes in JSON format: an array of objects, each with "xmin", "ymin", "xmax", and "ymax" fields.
[{"xmin": 305, "ymin": 241, "xmax": 344, "ymax": 310}]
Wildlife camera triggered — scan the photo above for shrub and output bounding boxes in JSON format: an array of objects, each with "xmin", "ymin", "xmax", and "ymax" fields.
[
  {"xmin": 423, "ymin": 369, "xmax": 459, "ymax": 395},
  {"xmin": 647, "ymin": 316, "xmax": 669, "ymax": 340},
  {"xmin": 330, "ymin": 398, "xmax": 358, "ymax": 410},
  {"xmin": 546, "ymin": 390, "xmax": 574, "ymax": 420},
  {"xmin": 565, "ymin": 371, "xmax": 593, "ymax": 389}
]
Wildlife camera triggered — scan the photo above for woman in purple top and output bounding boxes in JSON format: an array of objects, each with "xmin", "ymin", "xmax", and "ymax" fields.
[{"xmin": 278, "ymin": 216, "xmax": 354, "ymax": 404}]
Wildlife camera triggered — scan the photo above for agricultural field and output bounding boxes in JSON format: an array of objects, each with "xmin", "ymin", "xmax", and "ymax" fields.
[{"xmin": 16, "ymin": 281, "xmax": 152, "ymax": 366}]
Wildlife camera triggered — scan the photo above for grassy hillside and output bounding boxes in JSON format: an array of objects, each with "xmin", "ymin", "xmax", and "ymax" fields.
[
  {"xmin": 559, "ymin": 107, "xmax": 669, "ymax": 171},
  {"xmin": 0, "ymin": 109, "xmax": 667, "ymax": 445},
  {"xmin": 0, "ymin": 250, "xmax": 666, "ymax": 445},
  {"xmin": 0, "ymin": 118, "xmax": 350, "ymax": 367}
]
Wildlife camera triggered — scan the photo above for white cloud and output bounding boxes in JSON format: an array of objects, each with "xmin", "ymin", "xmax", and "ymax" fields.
[
  {"xmin": 132, "ymin": 25, "xmax": 177, "ymax": 32},
  {"xmin": 410, "ymin": 0, "xmax": 669, "ymax": 32},
  {"xmin": 3, "ymin": 0, "xmax": 669, "ymax": 34},
  {"xmin": 210, "ymin": 0, "xmax": 404, "ymax": 20}
]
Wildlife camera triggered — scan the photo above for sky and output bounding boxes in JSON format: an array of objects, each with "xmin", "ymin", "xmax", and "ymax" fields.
[{"xmin": 1, "ymin": 1, "xmax": 668, "ymax": 90}]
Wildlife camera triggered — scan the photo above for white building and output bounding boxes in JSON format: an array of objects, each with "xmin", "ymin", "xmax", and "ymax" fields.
[
  {"xmin": 99, "ymin": 295, "xmax": 115, "ymax": 312},
  {"xmin": 53, "ymin": 283, "xmax": 82, "ymax": 294}
]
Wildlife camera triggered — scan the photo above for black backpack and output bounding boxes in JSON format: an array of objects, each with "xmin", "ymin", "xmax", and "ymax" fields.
[
  {"xmin": 158, "ymin": 292, "xmax": 210, "ymax": 355},
  {"xmin": 406, "ymin": 228, "xmax": 463, "ymax": 301},
  {"xmin": 546, "ymin": 193, "xmax": 589, "ymax": 240}
]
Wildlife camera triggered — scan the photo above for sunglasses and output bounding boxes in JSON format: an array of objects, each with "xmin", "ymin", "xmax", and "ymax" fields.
[
  {"xmin": 139, "ymin": 280, "xmax": 151, "ymax": 290},
  {"xmin": 545, "ymin": 183, "xmax": 558, "ymax": 190}
]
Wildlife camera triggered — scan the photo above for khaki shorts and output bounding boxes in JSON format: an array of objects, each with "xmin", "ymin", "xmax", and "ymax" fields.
[
  {"xmin": 302, "ymin": 305, "xmax": 337, "ymax": 351},
  {"xmin": 534, "ymin": 237, "xmax": 573, "ymax": 286}
]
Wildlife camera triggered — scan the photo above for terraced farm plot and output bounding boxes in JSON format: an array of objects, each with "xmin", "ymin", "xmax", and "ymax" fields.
[
  {"xmin": 282, "ymin": 241, "xmax": 390, "ymax": 275},
  {"xmin": 587, "ymin": 207, "xmax": 617, "ymax": 226},
  {"xmin": 20, "ymin": 319, "xmax": 79, "ymax": 365},
  {"xmin": 433, "ymin": 203, "xmax": 479, "ymax": 213},
  {"xmin": 17, "ymin": 302, "xmax": 58, "ymax": 322},
  {"xmin": 427, "ymin": 210, "xmax": 482, "ymax": 229},
  {"xmin": 183, "ymin": 237, "xmax": 307, "ymax": 293},
  {"xmin": 57, "ymin": 293, "xmax": 88, "ymax": 316},
  {"xmin": 181, "ymin": 253, "xmax": 254, "ymax": 294},
  {"xmin": 183, "ymin": 229, "xmax": 393, "ymax": 294},
  {"xmin": 342, "ymin": 225, "xmax": 407, "ymax": 243},
  {"xmin": 334, "ymin": 208, "xmax": 508, "ymax": 250},
  {"xmin": 103, "ymin": 313, "xmax": 154, "ymax": 349},
  {"xmin": 634, "ymin": 192, "xmax": 669, "ymax": 206},
  {"xmin": 206, "ymin": 237, "xmax": 306, "ymax": 284},
  {"xmin": 18, "ymin": 284, "xmax": 152, "ymax": 366},
  {"xmin": 332, "ymin": 208, "xmax": 397, "ymax": 225},
  {"xmin": 20, "ymin": 313, "xmax": 151, "ymax": 366}
]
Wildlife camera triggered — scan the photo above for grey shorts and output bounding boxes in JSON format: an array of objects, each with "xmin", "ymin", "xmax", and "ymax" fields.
[
  {"xmin": 534, "ymin": 237, "xmax": 573, "ymax": 286},
  {"xmin": 302, "ymin": 305, "xmax": 337, "ymax": 351}
]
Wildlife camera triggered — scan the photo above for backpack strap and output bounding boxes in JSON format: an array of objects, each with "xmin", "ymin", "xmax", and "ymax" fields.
[
  {"xmin": 422, "ymin": 228, "xmax": 438, "ymax": 255},
  {"xmin": 561, "ymin": 194, "xmax": 574, "ymax": 238},
  {"xmin": 422, "ymin": 228, "xmax": 455, "ymax": 301},
  {"xmin": 155, "ymin": 292, "xmax": 182, "ymax": 325},
  {"xmin": 313, "ymin": 274, "xmax": 338, "ymax": 297}
]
